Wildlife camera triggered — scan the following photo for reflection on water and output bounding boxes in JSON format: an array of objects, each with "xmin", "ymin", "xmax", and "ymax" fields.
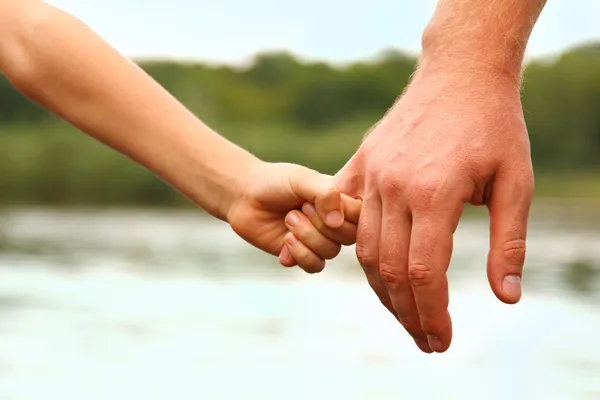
[{"xmin": 0, "ymin": 208, "xmax": 599, "ymax": 400}]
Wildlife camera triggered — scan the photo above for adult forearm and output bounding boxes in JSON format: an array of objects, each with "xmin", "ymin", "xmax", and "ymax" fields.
[
  {"xmin": 420, "ymin": 0, "xmax": 547, "ymax": 82},
  {"xmin": 0, "ymin": 1, "xmax": 257, "ymax": 220}
]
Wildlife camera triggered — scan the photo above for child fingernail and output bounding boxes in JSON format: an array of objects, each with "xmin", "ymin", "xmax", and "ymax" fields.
[
  {"xmin": 286, "ymin": 212, "xmax": 300, "ymax": 227},
  {"xmin": 326, "ymin": 211, "xmax": 343, "ymax": 226},
  {"xmin": 303, "ymin": 203, "xmax": 316, "ymax": 216},
  {"xmin": 286, "ymin": 235, "xmax": 298, "ymax": 246}
]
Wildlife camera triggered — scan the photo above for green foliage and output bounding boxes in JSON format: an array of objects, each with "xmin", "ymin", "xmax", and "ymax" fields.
[
  {"xmin": 0, "ymin": 45, "xmax": 599, "ymax": 206},
  {"xmin": 523, "ymin": 44, "xmax": 600, "ymax": 170}
]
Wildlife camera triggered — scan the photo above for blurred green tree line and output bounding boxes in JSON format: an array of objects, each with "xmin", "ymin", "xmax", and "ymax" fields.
[{"xmin": 1, "ymin": 45, "xmax": 599, "ymax": 206}]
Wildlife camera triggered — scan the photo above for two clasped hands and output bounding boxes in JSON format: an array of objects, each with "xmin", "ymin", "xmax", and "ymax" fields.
[{"xmin": 0, "ymin": 0, "xmax": 548, "ymax": 353}]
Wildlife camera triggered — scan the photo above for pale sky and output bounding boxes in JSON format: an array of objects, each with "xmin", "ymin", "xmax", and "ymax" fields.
[{"xmin": 46, "ymin": 0, "xmax": 600, "ymax": 65}]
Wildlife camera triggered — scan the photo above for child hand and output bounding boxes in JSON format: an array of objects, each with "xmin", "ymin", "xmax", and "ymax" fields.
[
  {"xmin": 226, "ymin": 161, "xmax": 358, "ymax": 270},
  {"xmin": 279, "ymin": 196, "xmax": 361, "ymax": 273}
]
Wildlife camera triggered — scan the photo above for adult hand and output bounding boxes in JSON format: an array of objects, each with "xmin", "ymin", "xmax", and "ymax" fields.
[{"xmin": 335, "ymin": 64, "xmax": 534, "ymax": 353}]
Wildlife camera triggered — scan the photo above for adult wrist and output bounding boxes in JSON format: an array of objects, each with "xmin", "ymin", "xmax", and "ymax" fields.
[
  {"xmin": 419, "ymin": 32, "xmax": 524, "ymax": 87},
  {"xmin": 419, "ymin": 11, "xmax": 530, "ymax": 87}
]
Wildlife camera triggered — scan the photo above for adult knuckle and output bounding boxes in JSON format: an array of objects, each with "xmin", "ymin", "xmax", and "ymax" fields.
[
  {"xmin": 379, "ymin": 263, "xmax": 408, "ymax": 289},
  {"xmin": 409, "ymin": 178, "xmax": 442, "ymax": 211},
  {"xmin": 408, "ymin": 263, "xmax": 435, "ymax": 287},
  {"xmin": 502, "ymin": 239, "xmax": 527, "ymax": 268},
  {"xmin": 378, "ymin": 172, "xmax": 402, "ymax": 198},
  {"xmin": 356, "ymin": 243, "xmax": 378, "ymax": 270}
]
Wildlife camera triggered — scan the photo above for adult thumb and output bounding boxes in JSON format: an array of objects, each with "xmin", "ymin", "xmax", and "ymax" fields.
[
  {"xmin": 334, "ymin": 152, "xmax": 365, "ymax": 199},
  {"xmin": 486, "ymin": 167, "xmax": 534, "ymax": 304}
]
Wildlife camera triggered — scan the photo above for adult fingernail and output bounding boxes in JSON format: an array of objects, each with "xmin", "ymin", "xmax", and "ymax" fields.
[
  {"xmin": 427, "ymin": 335, "xmax": 444, "ymax": 353},
  {"xmin": 286, "ymin": 235, "xmax": 298, "ymax": 247},
  {"xmin": 286, "ymin": 212, "xmax": 300, "ymax": 227},
  {"xmin": 503, "ymin": 275, "xmax": 522, "ymax": 301},
  {"xmin": 325, "ymin": 210, "xmax": 343, "ymax": 227}
]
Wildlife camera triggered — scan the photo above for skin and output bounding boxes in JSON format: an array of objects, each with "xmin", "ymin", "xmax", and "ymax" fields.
[
  {"xmin": 331, "ymin": 0, "xmax": 548, "ymax": 353},
  {"xmin": 0, "ymin": 0, "xmax": 359, "ymax": 271}
]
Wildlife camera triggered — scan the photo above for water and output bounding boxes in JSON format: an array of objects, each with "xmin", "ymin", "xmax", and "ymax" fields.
[{"xmin": 0, "ymin": 208, "xmax": 599, "ymax": 399}]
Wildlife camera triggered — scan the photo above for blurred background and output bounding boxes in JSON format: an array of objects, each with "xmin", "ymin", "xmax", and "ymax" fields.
[{"xmin": 1, "ymin": 1, "xmax": 600, "ymax": 399}]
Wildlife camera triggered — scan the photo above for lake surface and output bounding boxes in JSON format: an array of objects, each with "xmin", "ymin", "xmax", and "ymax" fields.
[{"xmin": 0, "ymin": 207, "xmax": 599, "ymax": 399}]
